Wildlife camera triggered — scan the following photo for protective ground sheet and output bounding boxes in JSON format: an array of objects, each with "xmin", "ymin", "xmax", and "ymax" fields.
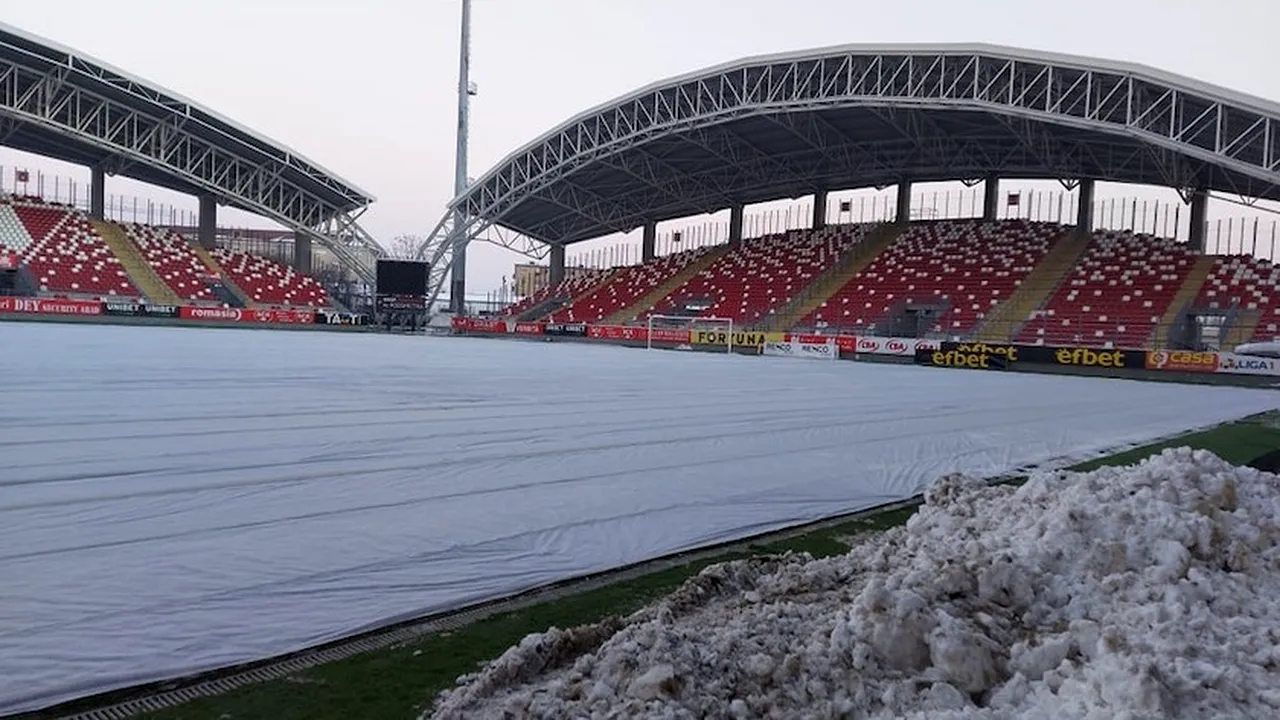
[{"xmin": 0, "ymin": 323, "xmax": 1276, "ymax": 713}]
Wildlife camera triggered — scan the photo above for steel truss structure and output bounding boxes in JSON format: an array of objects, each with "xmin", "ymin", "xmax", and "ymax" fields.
[
  {"xmin": 0, "ymin": 23, "xmax": 384, "ymax": 282},
  {"xmin": 417, "ymin": 42, "xmax": 1280, "ymax": 310}
]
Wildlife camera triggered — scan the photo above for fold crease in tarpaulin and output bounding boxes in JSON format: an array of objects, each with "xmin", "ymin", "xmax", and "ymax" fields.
[{"xmin": 1, "ymin": 323, "xmax": 1276, "ymax": 714}]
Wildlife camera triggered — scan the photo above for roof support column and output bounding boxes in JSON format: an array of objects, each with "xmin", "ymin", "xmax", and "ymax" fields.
[
  {"xmin": 1076, "ymin": 179, "xmax": 1096, "ymax": 232},
  {"xmin": 983, "ymin": 176, "xmax": 1000, "ymax": 221},
  {"xmin": 198, "ymin": 194, "xmax": 217, "ymax": 250},
  {"xmin": 89, "ymin": 166, "xmax": 105, "ymax": 221},
  {"xmin": 729, "ymin": 204, "xmax": 744, "ymax": 245},
  {"xmin": 895, "ymin": 181, "xmax": 912, "ymax": 224},
  {"xmin": 450, "ymin": 223, "xmax": 468, "ymax": 314},
  {"xmin": 642, "ymin": 222, "xmax": 657, "ymax": 262},
  {"xmin": 812, "ymin": 190, "xmax": 828, "ymax": 230},
  {"xmin": 293, "ymin": 232, "xmax": 312, "ymax": 274},
  {"xmin": 549, "ymin": 244, "xmax": 566, "ymax": 286},
  {"xmin": 1188, "ymin": 189, "xmax": 1209, "ymax": 254}
]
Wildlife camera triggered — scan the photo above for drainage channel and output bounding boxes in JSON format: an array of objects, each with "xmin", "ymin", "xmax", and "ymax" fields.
[{"xmin": 40, "ymin": 499, "xmax": 920, "ymax": 720}]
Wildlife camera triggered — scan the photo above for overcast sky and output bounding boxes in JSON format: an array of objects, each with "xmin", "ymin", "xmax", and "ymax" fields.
[{"xmin": 3, "ymin": 0, "xmax": 1280, "ymax": 291}]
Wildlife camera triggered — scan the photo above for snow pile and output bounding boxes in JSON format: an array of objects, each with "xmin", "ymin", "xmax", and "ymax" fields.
[{"xmin": 428, "ymin": 449, "xmax": 1280, "ymax": 719}]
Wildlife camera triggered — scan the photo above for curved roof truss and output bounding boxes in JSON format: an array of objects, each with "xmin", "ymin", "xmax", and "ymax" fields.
[
  {"xmin": 0, "ymin": 23, "xmax": 384, "ymax": 281},
  {"xmin": 415, "ymin": 43, "xmax": 1280, "ymax": 308}
]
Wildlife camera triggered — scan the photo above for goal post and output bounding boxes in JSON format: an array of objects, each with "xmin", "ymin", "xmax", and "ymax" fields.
[{"xmin": 646, "ymin": 314, "xmax": 734, "ymax": 351}]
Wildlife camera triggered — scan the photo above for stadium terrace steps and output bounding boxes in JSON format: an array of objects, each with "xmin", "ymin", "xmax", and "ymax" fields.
[
  {"xmin": 1149, "ymin": 255, "xmax": 1218, "ymax": 347},
  {"xmin": 755, "ymin": 223, "xmax": 902, "ymax": 333},
  {"xmin": 189, "ymin": 242, "xmax": 254, "ymax": 307},
  {"xmin": 606, "ymin": 245, "xmax": 732, "ymax": 325},
  {"xmin": 971, "ymin": 229, "xmax": 1091, "ymax": 343},
  {"xmin": 92, "ymin": 220, "xmax": 182, "ymax": 305},
  {"xmin": 1222, "ymin": 310, "xmax": 1264, "ymax": 349},
  {"xmin": 522, "ymin": 271, "xmax": 618, "ymax": 321}
]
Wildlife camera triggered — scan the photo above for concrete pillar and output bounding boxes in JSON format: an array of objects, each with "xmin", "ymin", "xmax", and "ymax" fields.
[
  {"xmin": 728, "ymin": 204, "xmax": 744, "ymax": 245},
  {"xmin": 293, "ymin": 232, "xmax": 312, "ymax": 274},
  {"xmin": 197, "ymin": 194, "xmax": 217, "ymax": 249},
  {"xmin": 90, "ymin": 166, "xmax": 105, "ymax": 220},
  {"xmin": 1076, "ymin": 179, "xmax": 1096, "ymax": 231},
  {"xmin": 642, "ymin": 222, "xmax": 657, "ymax": 262},
  {"xmin": 982, "ymin": 176, "xmax": 1000, "ymax": 221},
  {"xmin": 895, "ymin": 181, "xmax": 912, "ymax": 224},
  {"xmin": 1188, "ymin": 189, "xmax": 1209, "ymax": 254},
  {"xmin": 812, "ymin": 190, "xmax": 828, "ymax": 230},
  {"xmin": 549, "ymin": 244, "xmax": 566, "ymax": 285},
  {"xmin": 450, "ymin": 215, "xmax": 468, "ymax": 314}
]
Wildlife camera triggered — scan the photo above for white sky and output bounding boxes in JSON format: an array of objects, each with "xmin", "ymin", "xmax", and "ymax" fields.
[{"xmin": 3, "ymin": 0, "xmax": 1280, "ymax": 291}]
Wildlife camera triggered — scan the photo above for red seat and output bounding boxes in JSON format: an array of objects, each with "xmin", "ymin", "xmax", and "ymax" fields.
[
  {"xmin": 803, "ymin": 220, "xmax": 1062, "ymax": 335},
  {"xmin": 640, "ymin": 225, "xmax": 871, "ymax": 325},
  {"xmin": 210, "ymin": 248, "xmax": 330, "ymax": 308},
  {"xmin": 1015, "ymin": 230, "xmax": 1195, "ymax": 349},
  {"xmin": 502, "ymin": 268, "xmax": 612, "ymax": 318},
  {"xmin": 549, "ymin": 247, "xmax": 711, "ymax": 323},
  {"xmin": 12, "ymin": 202, "xmax": 139, "ymax": 299},
  {"xmin": 123, "ymin": 224, "xmax": 219, "ymax": 302},
  {"xmin": 1195, "ymin": 255, "xmax": 1280, "ymax": 342}
]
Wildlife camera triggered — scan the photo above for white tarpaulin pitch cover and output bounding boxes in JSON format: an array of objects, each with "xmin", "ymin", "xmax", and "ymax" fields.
[{"xmin": 0, "ymin": 323, "xmax": 1276, "ymax": 713}]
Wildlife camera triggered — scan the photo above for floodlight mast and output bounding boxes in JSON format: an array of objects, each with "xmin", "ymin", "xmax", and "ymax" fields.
[{"xmin": 449, "ymin": 0, "xmax": 473, "ymax": 314}]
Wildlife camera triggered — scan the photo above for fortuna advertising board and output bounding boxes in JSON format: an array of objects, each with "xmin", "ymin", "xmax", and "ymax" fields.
[{"xmin": 1216, "ymin": 352, "xmax": 1280, "ymax": 376}]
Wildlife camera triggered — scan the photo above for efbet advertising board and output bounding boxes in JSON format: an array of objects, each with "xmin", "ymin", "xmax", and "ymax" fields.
[
  {"xmin": 916, "ymin": 343, "xmax": 1012, "ymax": 370},
  {"xmin": 1021, "ymin": 345, "xmax": 1145, "ymax": 370},
  {"xmin": 689, "ymin": 329, "xmax": 784, "ymax": 347},
  {"xmin": 1145, "ymin": 350, "xmax": 1219, "ymax": 373}
]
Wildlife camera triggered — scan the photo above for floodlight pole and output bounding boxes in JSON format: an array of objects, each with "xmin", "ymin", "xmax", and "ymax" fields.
[{"xmin": 449, "ymin": 0, "xmax": 473, "ymax": 314}]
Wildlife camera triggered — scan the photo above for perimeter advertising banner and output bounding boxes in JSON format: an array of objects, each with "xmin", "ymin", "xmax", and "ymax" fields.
[
  {"xmin": 1016, "ymin": 345, "xmax": 1146, "ymax": 370},
  {"xmin": 1216, "ymin": 352, "xmax": 1280, "ymax": 376},
  {"xmin": 688, "ymin": 329, "xmax": 783, "ymax": 347},
  {"xmin": 0, "ymin": 297, "xmax": 102, "ymax": 316},
  {"xmin": 102, "ymin": 302, "xmax": 180, "ymax": 318},
  {"xmin": 544, "ymin": 323, "xmax": 588, "ymax": 337},
  {"xmin": 1145, "ymin": 349, "xmax": 1219, "ymax": 373},
  {"xmin": 178, "ymin": 306, "xmax": 315, "ymax": 324},
  {"xmin": 314, "ymin": 310, "xmax": 369, "ymax": 326},
  {"xmin": 916, "ymin": 344, "xmax": 1010, "ymax": 370}
]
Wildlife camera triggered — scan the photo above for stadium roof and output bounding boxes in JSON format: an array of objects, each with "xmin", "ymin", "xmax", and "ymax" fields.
[
  {"xmin": 446, "ymin": 42, "xmax": 1280, "ymax": 247},
  {"xmin": 0, "ymin": 22, "xmax": 380, "ymax": 266}
]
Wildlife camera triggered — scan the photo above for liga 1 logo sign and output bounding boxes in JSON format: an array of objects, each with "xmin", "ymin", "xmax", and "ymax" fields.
[{"xmin": 1216, "ymin": 352, "xmax": 1280, "ymax": 376}]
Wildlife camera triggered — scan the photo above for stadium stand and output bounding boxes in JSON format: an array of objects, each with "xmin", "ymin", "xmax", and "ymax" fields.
[
  {"xmin": 548, "ymin": 247, "xmax": 714, "ymax": 324},
  {"xmin": 503, "ymin": 268, "xmax": 614, "ymax": 320},
  {"xmin": 1015, "ymin": 229, "xmax": 1196, "ymax": 349},
  {"xmin": 637, "ymin": 225, "xmax": 872, "ymax": 326},
  {"xmin": 119, "ymin": 223, "xmax": 219, "ymax": 303},
  {"xmin": 5, "ymin": 200, "xmax": 139, "ymax": 298},
  {"xmin": 210, "ymin": 247, "xmax": 330, "ymax": 308},
  {"xmin": 799, "ymin": 220, "xmax": 1062, "ymax": 336},
  {"xmin": 1194, "ymin": 254, "xmax": 1280, "ymax": 342}
]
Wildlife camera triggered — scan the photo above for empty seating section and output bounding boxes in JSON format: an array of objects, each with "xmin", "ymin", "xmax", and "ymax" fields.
[
  {"xmin": 10, "ymin": 203, "xmax": 138, "ymax": 298},
  {"xmin": 642, "ymin": 226, "xmax": 868, "ymax": 325},
  {"xmin": 1016, "ymin": 230, "xmax": 1194, "ymax": 349},
  {"xmin": 802, "ymin": 220, "xmax": 1060, "ymax": 335},
  {"xmin": 122, "ymin": 224, "xmax": 218, "ymax": 302},
  {"xmin": 210, "ymin": 248, "xmax": 329, "ymax": 307},
  {"xmin": 0, "ymin": 204, "xmax": 37, "ymax": 253},
  {"xmin": 503, "ymin": 269, "xmax": 610, "ymax": 317},
  {"xmin": 549, "ymin": 248, "xmax": 709, "ymax": 323},
  {"xmin": 1195, "ymin": 255, "xmax": 1280, "ymax": 342}
]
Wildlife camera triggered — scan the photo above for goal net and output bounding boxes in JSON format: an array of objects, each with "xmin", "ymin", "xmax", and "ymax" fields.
[{"xmin": 646, "ymin": 314, "xmax": 734, "ymax": 351}]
